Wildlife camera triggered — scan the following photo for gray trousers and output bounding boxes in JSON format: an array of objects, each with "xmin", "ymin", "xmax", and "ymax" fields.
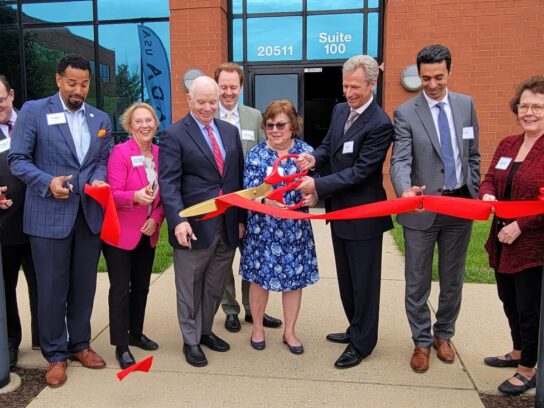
[
  {"xmin": 173, "ymin": 226, "xmax": 235, "ymax": 346},
  {"xmin": 220, "ymin": 256, "xmax": 250, "ymax": 316},
  {"xmin": 403, "ymin": 214, "xmax": 472, "ymax": 348}
]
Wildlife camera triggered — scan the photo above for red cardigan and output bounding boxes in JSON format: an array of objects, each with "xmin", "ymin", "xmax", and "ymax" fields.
[{"xmin": 479, "ymin": 133, "xmax": 544, "ymax": 273}]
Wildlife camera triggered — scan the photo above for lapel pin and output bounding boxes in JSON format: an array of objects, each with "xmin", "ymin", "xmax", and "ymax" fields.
[{"xmin": 90, "ymin": 113, "xmax": 95, "ymax": 118}]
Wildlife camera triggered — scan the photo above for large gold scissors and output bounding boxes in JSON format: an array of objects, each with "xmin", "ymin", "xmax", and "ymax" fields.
[{"xmin": 179, "ymin": 154, "xmax": 308, "ymax": 217}]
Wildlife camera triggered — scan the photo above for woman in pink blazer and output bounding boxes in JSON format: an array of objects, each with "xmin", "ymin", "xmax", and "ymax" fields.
[{"xmin": 103, "ymin": 103, "xmax": 164, "ymax": 369}]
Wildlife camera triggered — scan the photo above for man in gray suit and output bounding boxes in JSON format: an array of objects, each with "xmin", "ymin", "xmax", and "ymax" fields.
[
  {"xmin": 214, "ymin": 62, "xmax": 282, "ymax": 333},
  {"xmin": 390, "ymin": 44, "xmax": 480, "ymax": 373}
]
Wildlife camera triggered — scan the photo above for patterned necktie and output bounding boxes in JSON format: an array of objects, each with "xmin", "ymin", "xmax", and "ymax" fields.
[
  {"xmin": 6, "ymin": 121, "xmax": 13, "ymax": 137},
  {"xmin": 205, "ymin": 125, "xmax": 224, "ymax": 176},
  {"xmin": 225, "ymin": 110, "xmax": 234, "ymax": 124},
  {"xmin": 436, "ymin": 102, "xmax": 457, "ymax": 190},
  {"xmin": 344, "ymin": 110, "xmax": 359, "ymax": 134}
]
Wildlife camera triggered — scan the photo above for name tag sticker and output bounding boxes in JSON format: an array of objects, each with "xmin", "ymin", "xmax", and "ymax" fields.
[
  {"xmin": 343, "ymin": 141, "xmax": 354, "ymax": 154},
  {"xmin": 495, "ymin": 157, "xmax": 512, "ymax": 170},
  {"xmin": 241, "ymin": 130, "xmax": 255, "ymax": 141},
  {"xmin": 131, "ymin": 155, "xmax": 145, "ymax": 167},
  {"xmin": 46, "ymin": 112, "xmax": 67, "ymax": 126},
  {"xmin": 0, "ymin": 138, "xmax": 10, "ymax": 153},
  {"xmin": 266, "ymin": 166, "xmax": 284, "ymax": 177},
  {"xmin": 462, "ymin": 127, "xmax": 474, "ymax": 140}
]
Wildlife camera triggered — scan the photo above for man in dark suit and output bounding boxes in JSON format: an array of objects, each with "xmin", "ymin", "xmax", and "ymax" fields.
[
  {"xmin": 390, "ymin": 44, "xmax": 480, "ymax": 373},
  {"xmin": 297, "ymin": 55, "xmax": 394, "ymax": 369},
  {"xmin": 0, "ymin": 75, "xmax": 39, "ymax": 369},
  {"xmin": 8, "ymin": 54, "xmax": 111, "ymax": 387},
  {"xmin": 158, "ymin": 76, "xmax": 245, "ymax": 368}
]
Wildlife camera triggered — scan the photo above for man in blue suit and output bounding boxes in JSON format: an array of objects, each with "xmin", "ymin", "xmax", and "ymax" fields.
[
  {"xmin": 159, "ymin": 76, "xmax": 245, "ymax": 368},
  {"xmin": 8, "ymin": 54, "xmax": 111, "ymax": 387},
  {"xmin": 297, "ymin": 55, "xmax": 394, "ymax": 369}
]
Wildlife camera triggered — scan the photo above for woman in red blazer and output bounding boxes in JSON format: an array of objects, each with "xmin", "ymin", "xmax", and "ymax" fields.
[
  {"xmin": 479, "ymin": 76, "xmax": 544, "ymax": 395},
  {"xmin": 103, "ymin": 103, "xmax": 164, "ymax": 369}
]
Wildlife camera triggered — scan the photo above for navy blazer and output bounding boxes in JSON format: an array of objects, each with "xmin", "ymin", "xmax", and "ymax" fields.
[
  {"xmin": 158, "ymin": 114, "xmax": 245, "ymax": 250},
  {"xmin": 313, "ymin": 100, "xmax": 394, "ymax": 240},
  {"xmin": 8, "ymin": 93, "xmax": 112, "ymax": 239}
]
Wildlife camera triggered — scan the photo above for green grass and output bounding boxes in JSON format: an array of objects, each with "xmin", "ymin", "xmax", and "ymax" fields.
[
  {"xmin": 97, "ymin": 223, "xmax": 173, "ymax": 273},
  {"xmin": 390, "ymin": 219, "xmax": 496, "ymax": 284}
]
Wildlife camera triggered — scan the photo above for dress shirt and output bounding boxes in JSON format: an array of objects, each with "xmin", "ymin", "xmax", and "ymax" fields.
[
  {"xmin": 190, "ymin": 113, "xmax": 226, "ymax": 159},
  {"xmin": 219, "ymin": 103, "xmax": 241, "ymax": 136},
  {"xmin": 0, "ymin": 110, "xmax": 17, "ymax": 138},
  {"xmin": 59, "ymin": 95, "xmax": 91, "ymax": 164}
]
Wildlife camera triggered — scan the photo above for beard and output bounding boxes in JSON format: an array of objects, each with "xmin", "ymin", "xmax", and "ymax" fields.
[{"xmin": 67, "ymin": 94, "xmax": 85, "ymax": 110}]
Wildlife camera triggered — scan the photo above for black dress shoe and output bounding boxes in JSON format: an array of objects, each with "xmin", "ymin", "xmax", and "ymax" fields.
[
  {"xmin": 8, "ymin": 346, "xmax": 18, "ymax": 369},
  {"xmin": 283, "ymin": 336, "xmax": 304, "ymax": 355},
  {"xmin": 225, "ymin": 314, "xmax": 241, "ymax": 333},
  {"xmin": 334, "ymin": 344, "xmax": 364, "ymax": 369},
  {"xmin": 250, "ymin": 338, "xmax": 266, "ymax": 350},
  {"xmin": 200, "ymin": 333, "xmax": 230, "ymax": 352},
  {"xmin": 484, "ymin": 354, "xmax": 520, "ymax": 368},
  {"xmin": 183, "ymin": 344, "xmax": 208, "ymax": 367},
  {"xmin": 326, "ymin": 332, "xmax": 351, "ymax": 344},
  {"xmin": 129, "ymin": 334, "xmax": 159, "ymax": 351},
  {"xmin": 498, "ymin": 373, "xmax": 536, "ymax": 395},
  {"xmin": 115, "ymin": 348, "xmax": 136, "ymax": 370},
  {"xmin": 245, "ymin": 313, "xmax": 283, "ymax": 328}
]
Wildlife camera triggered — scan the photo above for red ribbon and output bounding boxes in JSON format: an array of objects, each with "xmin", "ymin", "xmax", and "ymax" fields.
[
  {"xmin": 116, "ymin": 356, "xmax": 153, "ymax": 381},
  {"xmin": 84, "ymin": 184, "xmax": 121, "ymax": 245},
  {"xmin": 192, "ymin": 194, "xmax": 544, "ymax": 222}
]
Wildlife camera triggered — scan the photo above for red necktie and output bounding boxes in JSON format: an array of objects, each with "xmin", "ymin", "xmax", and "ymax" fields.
[{"xmin": 205, "ymin": 125, "xmax": 224, "ymax": 176}]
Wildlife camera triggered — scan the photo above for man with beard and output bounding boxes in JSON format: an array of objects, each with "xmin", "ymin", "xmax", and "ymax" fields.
[{"xmin": 9, "ymin": 54, "xmax": 111, "ymax": 387}]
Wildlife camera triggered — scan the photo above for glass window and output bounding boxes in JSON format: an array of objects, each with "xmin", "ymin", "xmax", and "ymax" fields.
[
  {"xmin": 367, "ymin": 12, "xmax": 378, "ymax": 57},
  {"xmin": 23, "ymin": 26, "xmax": 96, "ymax": 104},
  {"xmin": 99, "ymin": 22, "xmax": 170, "ymax": 131},
  {"xmin": 247, "ymin": 0, "xmax": 302, "ymax": 14},
  {"xmin": 247, "ymin": 17, "xmax": 302, "ymax": 62},
  {"xmin": 307, "ymin": 0, "xmax": 363, "ymax": 11},
  {"xmin": 368, "ymin": 0, "xmax": 380, "ymax": 8},
  {"xmin": 232, "ymin": 18, "xmax": 243, "ymax": 62},
  {"xmin": 0, "ymin": 28, "xmax": 22, "ymax": 108},
  {"xmin": 232, "ymin": 0, "xmax": 243, "ymax": 14},
  {"xmin": 0, "ymin": 3, "xmax": 18, "ymax": 25},
  {"xmin": 255, "ymin": 74, "xmax": 298, "ymax": 113},
  {"xmin": 22, "ymin": 1, "xmax": 93, "ymax": 24},
  {"xmin": 97, "ymin": 0, "xmax": 169, "ymax": 20},
  {"xmin": 307, "ymin": 14, "xmax": 363, "ymax": 60}
]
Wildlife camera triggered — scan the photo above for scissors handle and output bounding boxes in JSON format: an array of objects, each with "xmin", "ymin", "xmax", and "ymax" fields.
[
  {"xmin": 264, "ymin": 154, "xmax": 308, "ymax": 185},
  {"xmin": 266, "ymin": 179, "xmax": 305, "ymax": 210}
]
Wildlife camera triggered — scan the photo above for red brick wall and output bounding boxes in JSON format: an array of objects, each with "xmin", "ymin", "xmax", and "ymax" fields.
[
  {"xmin": 170, "ymin": 0, "xmax": 228, "ymax": 121},
  {"xmin": 383, "ymin": 0, "xmax": 544, "ymax": 196}
]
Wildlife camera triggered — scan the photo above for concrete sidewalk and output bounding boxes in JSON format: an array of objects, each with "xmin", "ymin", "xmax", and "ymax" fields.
[{"xmin": 13, "ymin": 217, "xmax": 518, "ymax": 407}]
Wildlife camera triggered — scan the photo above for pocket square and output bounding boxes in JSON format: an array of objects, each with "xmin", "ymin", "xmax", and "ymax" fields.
[{"xmin": 97, "ymin": 129, "xmax": 107, "ymax": 138}]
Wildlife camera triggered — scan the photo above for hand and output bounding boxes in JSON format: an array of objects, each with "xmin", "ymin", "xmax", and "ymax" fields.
[
  {"xmin": 174, "ymin": 221, "xmax": 197, "ymax": 248},
  {"xmin": 0, "ymin": 186, "xmax": 12, "ymax": 210},
  {"xmin": 134, "ymin": 186, "xmax": 154, "ymax": 205},
  {"xmin": 140, "ymin": 218, "xmax": 157, "ymax": 236},
  {"xmin": 49, "ymin": 175, "xmax": 73, "ymax": 199},
  {"xmin": 91, "ymin": 180, "xmax": 109, "ymax": 188},
  {"xmin": 401, "ymin": 185, "xmax": 426, "ymax": 213},
  {"xmin": 303, "ymin": 193, "xmax": 318, "ymax": 207},
  {"xmin": 263, "ymin": 198, "xmax": 287, "ymax": 209},
  {"xmin": 296, "ymin": 176, "xmax": 316, "ymax": 195},
  {"xmin": 482, "ymin": 194, "xmax": 497, "ymax": 201},
  {"xmin": 295, "ymin": 153, "xmax": 315, "ymax": 170},
  {"xmin": 239, "ymin": 223, "xmax": 245, "ymax": 239},
  {"xmin": 498, "ymin": 221, "xmax": 521, "ymax": 245}
]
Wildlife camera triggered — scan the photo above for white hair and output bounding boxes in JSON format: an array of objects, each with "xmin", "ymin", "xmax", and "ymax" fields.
[
  {"xmin": 188, "ymin": 75, "xmax": 219, "ymax": 97},
  {"xmin": 343, "ymin": 55, "xmax": 379, "ymax": 83}
]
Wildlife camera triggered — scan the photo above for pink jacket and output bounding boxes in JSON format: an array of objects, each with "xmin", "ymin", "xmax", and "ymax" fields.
[{"xmin": 105, "ymin": 137, "xmax": 164, "ymax": 250}]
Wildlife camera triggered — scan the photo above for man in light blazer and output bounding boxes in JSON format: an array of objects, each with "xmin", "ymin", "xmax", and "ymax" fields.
[
  {"xmin": 158, "ymin": 76, "xmax": 245, "ymax": 368},
  {"xmin": 297, "ymin": 55, "xmax": 394, "ymax": 369},
  {"xmin": 8, "ymin": 54, "xmax": 111, "ymax": 387},
  {"xmin": 214, "ymin": 62, "xmax": 282, "ymax": 333},
  {"xmin": 390, "ymin": 44, "xmax": 480, "ymax": 373}
]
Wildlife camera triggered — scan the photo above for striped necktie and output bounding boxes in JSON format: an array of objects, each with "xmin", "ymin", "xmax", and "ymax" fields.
[{"xmin": 205, "ymin": 125, "xmax": 224, "ymax": 176}]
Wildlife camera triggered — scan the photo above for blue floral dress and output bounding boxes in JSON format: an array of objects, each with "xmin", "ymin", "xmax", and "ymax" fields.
[{"xmin": 240, "ymin": 139, "xmax": 319, "ymax": 292}]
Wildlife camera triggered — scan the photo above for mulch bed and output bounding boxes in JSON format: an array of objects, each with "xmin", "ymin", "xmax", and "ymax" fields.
[
  {"xmin": 480, "ymin": 393, "xmax": 535, "ymax": 408},
  {"xmin": 0, "ymin": 367, "xmax": 46, "ymax": 408}
]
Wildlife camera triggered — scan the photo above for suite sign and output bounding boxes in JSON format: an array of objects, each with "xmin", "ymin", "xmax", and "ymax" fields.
[{"xmin": 307, "ymin": 14, "xmax": 363, "ymax": 60}]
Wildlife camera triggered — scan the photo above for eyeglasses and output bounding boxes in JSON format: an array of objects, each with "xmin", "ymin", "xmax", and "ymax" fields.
[
  {"xmin": 517, "ymin": 104, "xmax": 544, "ymax": 115},
  {"xmin": 265, "ymin": 121, "xmax": 288, "ymax": 130}
]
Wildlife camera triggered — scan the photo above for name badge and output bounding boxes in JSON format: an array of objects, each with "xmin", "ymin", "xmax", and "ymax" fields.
[
  {"xmin": 343, "ymin": 141, "xmax": 354, "ymax": 154},
  {"xmin": 495, "ymin": 157, "xmax": 512, "ymax": 170},
  {"xmin": 266, "ymin": 166, "xmax": 284, "ymax": 177},
  {"xmin": 0, "ymin": 138, "xmax": 10, "ymax": 153},
  {"xmin": 462, "ymin": 127, "xmax": 474, "ymax": 140},
  {"xmin": 241, "ymin": 130, "xmax": 255, "ymax": 141},
  {"xmin": 131, "ymin": 155, "xmax": 145, "ymax": 167},
  {"xmin": 46, "ymin": 112, "xmax": 67, "ymax": 126}
]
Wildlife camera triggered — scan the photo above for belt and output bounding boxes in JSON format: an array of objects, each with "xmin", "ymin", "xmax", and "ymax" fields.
[{"xmin": 441, "ymin": 186, "xmax": 467, "ymax": 197}]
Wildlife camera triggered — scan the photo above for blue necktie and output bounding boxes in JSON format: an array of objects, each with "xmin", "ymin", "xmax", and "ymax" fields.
[{"xmin": 436, "ymin": 102, "xmax": 457, "ymax": 190}]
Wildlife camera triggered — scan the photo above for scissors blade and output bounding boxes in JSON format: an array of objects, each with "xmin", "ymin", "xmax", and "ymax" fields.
[{"xmin": 179, "ymin": 183, "xmax": 272, "ymax": 217}]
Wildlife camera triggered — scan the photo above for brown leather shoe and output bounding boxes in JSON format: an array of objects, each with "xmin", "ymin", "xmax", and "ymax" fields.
[
  {"xmin": 46, "ymin": 361, "xmax": 67, "ymax": 387},
  {"xmin": 410, "ymin": 347, "xmax": 431, "ymax": 373},
  {"xmin": 70, "ymin": 348, "xmax": 106, "ymax": 369},
  {"xmin": 433, "ymin": 337, "xmax": 455, "ymax": 363}
]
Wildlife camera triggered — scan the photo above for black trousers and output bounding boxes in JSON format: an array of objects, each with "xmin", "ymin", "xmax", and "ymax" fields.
[
  {"xmin": 103, "ymin": 235, "xmax": 155, "ymax": 347},
  {"xmin": 495, "ymin": 266, "xmax": 542, "ymax": 368},
  {"xmin": 2, "ymin": 242, "xmax": 39, "ymax": 348},
  {"xmin": 331, "ymin": 230, "xmax": 383, "ymax": 357}
]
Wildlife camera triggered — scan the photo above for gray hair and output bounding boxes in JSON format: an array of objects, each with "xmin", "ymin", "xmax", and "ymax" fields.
[
  {"xmin": 342, "ymin": 55, "xmax": 380, "ymax": 83},
  {"xmin": 188, "ymin": 76, "xmax": 219, "ymax": 97}
]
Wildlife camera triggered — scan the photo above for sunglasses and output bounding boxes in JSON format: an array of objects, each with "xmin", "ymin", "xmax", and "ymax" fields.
[{"xmin": 265, "ymin": 121, "xmax": 289, "ymax": 130}]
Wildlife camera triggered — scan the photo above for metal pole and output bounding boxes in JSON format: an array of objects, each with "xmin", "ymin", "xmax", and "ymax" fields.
[
  {"xmin": 535, "ymin": 267, "xmax": 544, "ymax": 407},
  {"xmin": 0, "ymin": 245, "xmax": 11, "ymax": 388}
]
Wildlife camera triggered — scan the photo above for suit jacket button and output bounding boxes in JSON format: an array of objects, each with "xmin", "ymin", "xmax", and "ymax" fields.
[{"xmin": 440, "ymin": 169, "xmax": 444, "ymax": 173}]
